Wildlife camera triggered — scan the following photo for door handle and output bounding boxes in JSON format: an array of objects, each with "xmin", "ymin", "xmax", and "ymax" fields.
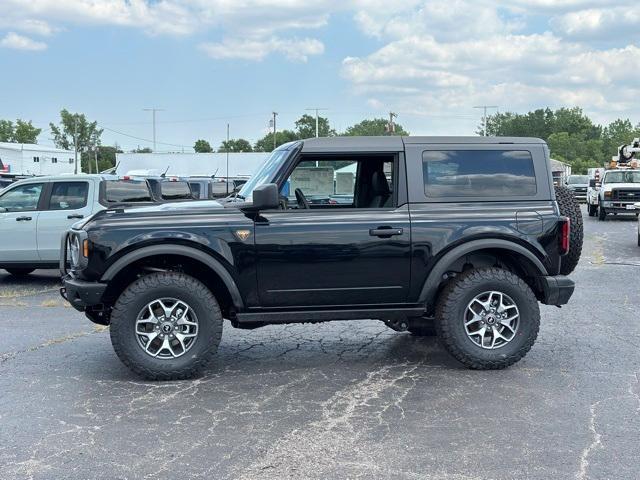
[
  {"xmin": 67, "ymin": 214, "xmax": 84, "ymax": 219},
  {"xmin": 369, "ymin": 227, "xmax": 403, "ymax": 237},
  {"xmin": 16, "ymin": 216, "xmax": 32, "ymax": 221}
]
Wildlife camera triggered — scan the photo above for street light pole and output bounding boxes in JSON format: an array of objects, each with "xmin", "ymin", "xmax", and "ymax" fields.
[
  {"xmin": 143, "ymin": 107, "xmax": 164, "ymax": 151},
  {"xmin": 272, "ymin": 112, "xmax": 278, "ymax": 150},
  {"xmin": 305, "ymin": 108, "xmax": 328, "ymax": 138}
]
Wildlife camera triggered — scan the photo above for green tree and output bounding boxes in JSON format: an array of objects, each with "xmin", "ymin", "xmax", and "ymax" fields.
[
  {"xmin": 343, "ymin": 118, "xmax": 409, "ymax": 136},
  {"xmin": 254, "ymin": 130, "xmax": 299, "ymax": 152},
  {"xmin": 81, "ymin": 145, "xmax": 123, "ymax": 173},
  {"xmin": 0, "ymin": 120, "xmax": 14, "ymax": 142},
  {"xmin": 218, "ymin": 138, "xmax": 253, "ymax": 152},
  {"xmin": 601, "ymin": 119, "xmax": 640, "ymax": 158},
  {"xmin": 13, "ymin": 120, "xmax": 41, "ymax": 143},
  {"xmin": 0, "ymin": 119, "xmax": 42, "ymax": 143},
  {"xmin": 295, "ymin": 114, "xmax": 336, "ymax": 139},
  {"xmin": 50, "ymin": 110, "xmax": 102, "ymax": 173},
  {"xmin": 194, "ymin": 139, "xmax": 213, "ymax": 153}
]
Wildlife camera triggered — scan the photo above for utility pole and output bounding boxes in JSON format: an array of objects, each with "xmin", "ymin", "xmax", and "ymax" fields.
[
  {"xmin": 305, "ymin": 108, "xmax": 329, "ymax": 138},
  {"xmin": 143, "ymin": 107, "xmax": 164, "ymax": 151},
  {"xmin": 387, "ymin": 112, "xmax": 398, "ymax": 135},
  {"xmin": 94, "ymin": 146, "xmax": 98, "ymax": 174},
  {"xmin": 473, "ymin": 105, "xmax": 498, "ymax": 136},
  {"xmin": 73, "ymin": 118, "xmax": 78, "ymax": 174},
  {"xmin": 226, "ymin": 123, "xmax": 230, "ymax": 195},
  {"xmin": 272, "ymin": 112, "xmax": 278, "ymax": 150}
]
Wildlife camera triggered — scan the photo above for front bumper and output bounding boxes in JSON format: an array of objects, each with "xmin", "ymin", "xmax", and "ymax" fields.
[
  {"xmin": 601, "ymin": 201, "xmax": 638, "ymax": 213},
  {"xmin": 539, "ymin": 275, "xmax": 575, "ymax": 306},
  {"xmin": 60, "ymin": 275, "xmax": 107, "ymax": 311}
]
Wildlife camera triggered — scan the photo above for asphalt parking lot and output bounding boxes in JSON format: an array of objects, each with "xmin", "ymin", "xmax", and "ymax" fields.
[{"xmin": 1, "ymin": 206, "xmax": 639, "ymax": 480}]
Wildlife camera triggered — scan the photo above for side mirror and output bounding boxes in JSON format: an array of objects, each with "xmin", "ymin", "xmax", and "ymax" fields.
[
  {"xmin": 589, "ymin": 179, "xmax": 596, "ymax": 187},
  {"xmin": 251, "ymin": 183, "xmax": 279, "ymax": 210}
]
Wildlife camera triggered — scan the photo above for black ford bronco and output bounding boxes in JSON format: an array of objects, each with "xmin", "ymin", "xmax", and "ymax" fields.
[{"xmin": 61, "ymin": 137, "xmax": 580, "ymax": 380}]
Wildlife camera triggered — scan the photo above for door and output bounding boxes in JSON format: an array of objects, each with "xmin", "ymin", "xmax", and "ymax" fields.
[
  {"xmin": 254, "ymin": 154, "xmax": 411, "ymax": 308},
  {"xmin": 0, "ymin": 182, "xmax": 44, "ymax": 262},
  {"xmin": 37, "ymin": 181, "xmax": 93, "ymax": 261}
]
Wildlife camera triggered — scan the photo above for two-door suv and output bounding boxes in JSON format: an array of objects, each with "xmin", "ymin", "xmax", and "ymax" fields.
[{"xmin": 61, "ymin": 137, "xmax": 577, "ymax": 380}]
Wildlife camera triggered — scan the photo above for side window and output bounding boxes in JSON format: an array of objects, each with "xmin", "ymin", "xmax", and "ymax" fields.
[
  {"xmin": 0, "ymin": 183, "xmax": 44, "ymax": 212},
  {"xmin": 422, "ymin": 150, "xmax": 536, "ymax": 197},
  {"xmin": 285, "ymin": 159, "xmax": 357, "ymax": 207},
  {"xmin": 283, "ymin": 157, "xmax": 395, "ymax": 209},
  {"xmin": 48, "ymin": 182, "xmax": 89, "ymax": 210}
]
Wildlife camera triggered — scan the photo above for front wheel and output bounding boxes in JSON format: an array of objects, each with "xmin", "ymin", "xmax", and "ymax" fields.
[
  {"xmin": 435, "ymin": 267, "xmax": 540, "ymax": 370},
  {"xmin": 598, "ymin": 203, "xmax": 607, "ymax": 221},
  {"xmin": 110, "ymin": 272, "xmax": 223, "ymax": 380}
]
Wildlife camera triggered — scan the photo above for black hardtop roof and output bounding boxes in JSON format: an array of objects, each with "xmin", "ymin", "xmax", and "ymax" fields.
[{"xmin": 300, "ymin": 136, "xmax": 545, "ymax": 153}]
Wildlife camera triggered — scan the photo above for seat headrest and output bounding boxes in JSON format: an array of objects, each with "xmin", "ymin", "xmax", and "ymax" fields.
[{"xmin": 371, "ymin": 170, "xmax": 390, "ymax": 195}]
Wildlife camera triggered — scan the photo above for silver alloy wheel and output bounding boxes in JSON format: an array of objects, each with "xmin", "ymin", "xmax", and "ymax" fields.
[
  {"xmin": 464, "ymin": 291, "xmax": 519, "ymax": 350},
  {"xmin": 135, "ymin": 298, "xmax": 199, "ymax": 359}
]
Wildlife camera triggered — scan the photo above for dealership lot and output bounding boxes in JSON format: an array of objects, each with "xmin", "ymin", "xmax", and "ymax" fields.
[{"xmin": 1, "ymin": 207, "xmax": 639, "ymax": 480}]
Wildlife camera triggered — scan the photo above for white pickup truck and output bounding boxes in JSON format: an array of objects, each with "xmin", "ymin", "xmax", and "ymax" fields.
[
  {"xmin": 0, "ymin": 174, "xmax": 155, "ymax": 275},
  {"xmin": 596, "ymin": 169, "xmax": 640, "ymax": 221}
]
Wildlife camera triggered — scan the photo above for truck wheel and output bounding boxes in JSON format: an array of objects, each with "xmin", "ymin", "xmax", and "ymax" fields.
[
  {"xmin": 110, "ymin": 272, "xmax": 223, "ymax": 380},
  {"xmin": 435, "ymin": 267, "xmax": 540, "ymax": 370},
  {"xmin": 598, "ymin": 203, "xmax": 606, "ymax": 221},
  {"xmin": 587, "ymin": 204, "xmax": 597, "ymax": 217},
  {"xmin": 555, "ymin": 185, "xmax": 583, "ymax": 275},
  {"xmin": 5, "ymin": 268, "xmax": 35, "ymax": 276}
]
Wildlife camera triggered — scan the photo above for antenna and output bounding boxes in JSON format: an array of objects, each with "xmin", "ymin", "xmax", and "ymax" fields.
[{"xmin": 161, "ymin": 165, "xmax": 170, "ymax": 177}]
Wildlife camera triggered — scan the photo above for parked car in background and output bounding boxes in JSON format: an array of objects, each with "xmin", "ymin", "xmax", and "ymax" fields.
[
  {"xmin": 565, "ymin": 174, "xmax": 589, "ymax": 202},
  {"xmin": 0, "ymin": 175, "xmax": 155, "ymax": 275},
  {"xmin": 143, "ymin": 177, "xmax": 195, "ymax": 202},
  {"xmin": 597, "ymin": 169, "xmax": 640, "ymax": 221}
]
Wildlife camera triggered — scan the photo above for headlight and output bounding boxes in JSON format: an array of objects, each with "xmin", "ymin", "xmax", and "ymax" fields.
[{"xmin": 69, "ymin": 235, "xmax": 81, "ymax": 267}]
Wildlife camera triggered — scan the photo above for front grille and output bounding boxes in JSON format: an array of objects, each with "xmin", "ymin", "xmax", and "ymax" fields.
[
  {"xmin": 612, "ymin": 189, "xmax": 640, "ymax": 201},
  {"xmin": 573, "ymin": 187, "xmax": 587, "ymax": 193}
]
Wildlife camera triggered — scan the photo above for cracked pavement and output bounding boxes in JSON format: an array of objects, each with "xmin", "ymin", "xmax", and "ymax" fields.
[{"xmin": 1, "ymin": 206, "xmax": 639, "ymax": 479}]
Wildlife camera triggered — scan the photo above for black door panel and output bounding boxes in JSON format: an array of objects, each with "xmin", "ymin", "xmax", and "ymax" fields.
[{"xmin": 255, "ymin": 206, "xmax": 411, "ymax": 307}]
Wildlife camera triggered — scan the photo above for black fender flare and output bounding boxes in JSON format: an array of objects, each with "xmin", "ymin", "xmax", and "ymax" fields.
[
  {"xmin": 418, "ymin": 239, "xmax": 548, "ymax": 306},
  {"xmin": 101, "ymin": 244, "xmax": 244, "ymax": 309}
]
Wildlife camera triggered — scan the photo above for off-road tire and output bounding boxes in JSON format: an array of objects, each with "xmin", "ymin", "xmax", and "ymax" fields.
[
  {"xmin": 435, "ymin": 267, "xmax": 540, "ymax": 370},
  {"xmin": 555, "ymin": 185, "xmax": 583, "ymax": 275},
  {"xmin": 110, "ymin": 272, "xmax": 223, "ymax": 380},
  {"xmin": 598, "ymin": 202, "xmax": 606, "ymax": 221},
  {"xmin": 4, "ymin": 268, "xmax": 35, "ymax": 276},
  {"xmin": 587, "ymin": 203, "xmax": 597, "ymax": 217}
]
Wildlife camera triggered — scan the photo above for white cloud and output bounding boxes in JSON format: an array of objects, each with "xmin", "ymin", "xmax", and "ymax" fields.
[
  {"xmin": 551, "ymin": 7, "xmax": 640, "ymax": 39},
  {"xmin": 199, "ymin": 36, "xmax": 324, "ymax": 62},
  {"xmin": 0, "ymin": 32, "xmax": 47, "ymax": 51},
  {"xmin": 340, "ymin": 0, "xmax": 640, "ymax": 126}
]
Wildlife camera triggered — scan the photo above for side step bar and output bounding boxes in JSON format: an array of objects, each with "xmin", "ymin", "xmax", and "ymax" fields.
[{"xmin": 233, "ymin": 306, "xmax": 426, "ymax": 328}]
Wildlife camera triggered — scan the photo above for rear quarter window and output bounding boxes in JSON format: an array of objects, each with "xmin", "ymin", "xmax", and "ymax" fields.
[
  {"xmin": 422, "ymin": 150, "xmax": 537, "ymax": 197},
  {"xmin": 160, "ymin": 181, "xmax": 192, "ymax": 200},
  {"xmin": 104, "ymin": 180, "xmax": 153, "ymax": 203}
]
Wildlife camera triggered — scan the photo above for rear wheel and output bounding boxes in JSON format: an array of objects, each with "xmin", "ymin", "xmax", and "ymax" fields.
[
  {"xmin": 555, "ymin": 185, "xmax": 583, "ymax": 275},
  {"xmin": 435, "ymin": 267, "xmax": 540, "ymax": 370},
  {"xmin": 4, "ymin": 268, "xmax": 35, "ymax": 276},
  {"xmin": 110, "ymin": 272, "xmax": 223, "ymax": 380}
]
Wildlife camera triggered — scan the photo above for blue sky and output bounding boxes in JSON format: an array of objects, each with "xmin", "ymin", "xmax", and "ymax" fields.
[{"xmin": 1, "ymin": 1, "xmax": 639, "ymax": 152}]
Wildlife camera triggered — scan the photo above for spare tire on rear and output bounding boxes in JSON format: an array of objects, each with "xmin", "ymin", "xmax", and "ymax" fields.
[{"xmin": 555, "ymin": 185, "xmax": 583, "ymax": 275}]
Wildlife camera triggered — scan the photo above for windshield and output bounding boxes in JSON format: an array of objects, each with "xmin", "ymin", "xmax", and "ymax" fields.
[
  {"xmin": 568, "ymin": 175, "xmax": 589, "ymax": 184},
  {"xmin": 603, "ymin": 171, "xmax": 640, "ymax": 184},
  {"xmin": 236, "ymin": 149, "xmax": 290, "ymax": 200}
]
